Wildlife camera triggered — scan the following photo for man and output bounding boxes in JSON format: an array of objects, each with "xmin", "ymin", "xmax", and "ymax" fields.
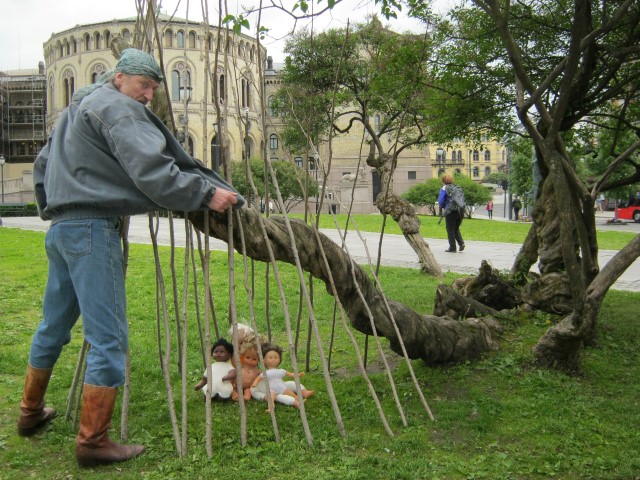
[
  {"xmin": 438, "ymin": 173, "xmax": 465, "ymax": 253},
  {"xmin": 17, "ymin": 49, "xmax": 244, "ymax": 467}
]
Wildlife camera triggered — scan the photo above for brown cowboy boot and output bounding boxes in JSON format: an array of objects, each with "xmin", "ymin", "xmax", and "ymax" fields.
[
  {"xmin": 76, "ymin": 384, "xmax": 145, "ymax": 468},
  {"xmin": 17, "ymin": 365, "xmax": 57, "ymax": 436}
]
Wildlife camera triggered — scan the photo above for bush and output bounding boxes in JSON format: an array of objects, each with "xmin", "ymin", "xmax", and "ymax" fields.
[{"xmin": 0, "ymin": 203, "xmax": 38, "ymax": 217}]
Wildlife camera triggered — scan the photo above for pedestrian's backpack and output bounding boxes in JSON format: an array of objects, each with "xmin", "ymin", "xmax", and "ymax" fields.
[{"xmin": 444, "ymin": 184, "xmax": 465, "ymax": 215}]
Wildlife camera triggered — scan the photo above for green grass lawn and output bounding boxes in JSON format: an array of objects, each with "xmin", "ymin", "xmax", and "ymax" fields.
[
  {"xmin": 1, "ymin": 227, "xmax": 639, "ymax": 480},
  {"xmin": 293, "ymin": 213, "xmax": 636, "ymax": 250}
]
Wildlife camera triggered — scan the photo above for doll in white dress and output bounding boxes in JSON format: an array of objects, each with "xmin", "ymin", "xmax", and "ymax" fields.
[{"xmin": 194, "ymin": 338, "xmax": 235, "ymax": 400}]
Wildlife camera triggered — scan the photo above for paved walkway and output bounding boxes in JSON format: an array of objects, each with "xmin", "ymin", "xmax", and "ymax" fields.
[{"xmin": 2, "ymin": 214, "xmax": 638, "ymax": 292}]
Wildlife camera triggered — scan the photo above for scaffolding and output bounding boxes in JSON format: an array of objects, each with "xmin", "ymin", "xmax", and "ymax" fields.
[{"xmin": 0, "ymin": 69, "xmax": 47, "ymax": 164}]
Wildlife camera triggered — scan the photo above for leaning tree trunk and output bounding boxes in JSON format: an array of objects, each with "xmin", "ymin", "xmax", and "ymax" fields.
[
  {"xmin": 367, "ymin": 149, "xmax": 442, "ymax": 277},
  {"xmin": 189, "ymin": 209, "xmax": 498, "ymax": 364}
]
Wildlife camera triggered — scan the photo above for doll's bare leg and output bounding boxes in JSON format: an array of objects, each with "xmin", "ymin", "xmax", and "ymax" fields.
[
  {"xmin": 283, "ymin": 381, "xmax": 314, "ymax": 399},
  {"xmin": 265, "ymin": 391, "xmax": 278, "ymax": 413}
]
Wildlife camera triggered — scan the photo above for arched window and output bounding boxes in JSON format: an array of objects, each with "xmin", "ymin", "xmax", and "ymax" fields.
[
  {"xmin": 484, "ymin": 166, "xmax": 491, "ymax": 176},
  {"xmin": 94, "ymin": 32, "xmax": 102, "ymax": 50},
  {"xmin": 58, "ymin": 42, "xmax": 64, "ymax": 58},
  {"xmin": 189, "ymin": 31, "xmax": 196, "ymax": 48},
  {"xmin": 165, "ymin": 29, "xmax": 173, "ymax": 47},
  {"xmin": 91, "ymin": 64, "xmax": 106, "ymax": 84},
  {"xmin": 269, "ymin": 134, "xmax": 278, "ymax": 150},
  {"xmin": 473, "ymin": 166, "xmax": 479, "ymax": 177},
  {"xmin": 177, "ymin": 30, "xmax": 185, "ymax": 48},
  {"xmin": 122, "ymin": 29, "xmax": 131, "ymax": 42},
  {"xmin": 294, "ymin": 157, "xmax": 303, "ymax": 169},
  {"xmin": 171, "ymin": 70, "xmax": 181, "ymax": 101},
  {"xmin": 457, "ymin": 150, "xmax": 462, "ymax": 161},
  {"xmin": 65, "ymin": 40, "xmax": 70, "ymax": 56},
  {"xmin": 218, "ymin": 73, "xmax": 225, "ymax": 102},
  {"xmin": 206, "ymin": 34, "xmax": 213, "ymax": 51},
  {"xmin": 172, "ymin": 63, "xmax": 191, "ymax": 101},
  {"xmin": 84, "ymin": 33, "xmax": 91, "ymax": 51},
  {"xmin": 473, "ymin": 150, "xmax": 479, "ymax": 162},
  {"xmin": 268, "ymin": 95, "xmax": 276, "ymax": 116},
  {"xmin": 436, "ymin": 148, "xmax": 446, "ymax": 162},
  {"xmin": 62, "ymin": 70, "xmax": 75, "ymax": 107},
  {"xmin": 451, "ymin": 150, "xmax": 456, "ymax": 162},
  {"xmin": 48, "ymin": 77, "xmax": 55, "ymax": 114},
  {"xmin": 241, "ymin": 78, "xmax": 250, "ymax": 108},
  {"xmin": 104, "ymin": 30, "xmax": 111, "ymax": 48},
  {"xmin": 72, "ymin": 38, "xmax": 77, "ymax": 54},
  {"xmin": 250, "ymin": 46, "xmax": 255, "ymax": 62},
  {"xmin": 374, "ymin": 114, "xmax": 381, "ymax": 133},
  {"xmin": 484, "ymin": 150, "xmax": 491, "ymax": 162}
]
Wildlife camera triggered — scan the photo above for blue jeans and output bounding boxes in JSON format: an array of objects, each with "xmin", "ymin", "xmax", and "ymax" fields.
[{"xmin": 29, "ymin": 218, "xmax": 128, "ymax": 387}]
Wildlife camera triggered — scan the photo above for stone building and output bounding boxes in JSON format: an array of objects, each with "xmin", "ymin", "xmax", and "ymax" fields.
[
  {"xmin": 43, "ymin": 15, "xmax": 266, "ymax": 175},
  {"xmin": 1, "ymin": 14, "xmax": 507, "ymax": 211}
]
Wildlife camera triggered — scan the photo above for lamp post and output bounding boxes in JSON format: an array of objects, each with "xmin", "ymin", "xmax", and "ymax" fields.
[{"xmin": 0, "ymin": 154, "xmax": 5, "ymax": 204}]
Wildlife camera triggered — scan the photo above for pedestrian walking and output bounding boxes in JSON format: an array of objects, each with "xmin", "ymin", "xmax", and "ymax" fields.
[
  {"xmin": 17, "ymin": 48, "xmax": 244, "ymax": 468},
  {"xmin": 486, "ymin": 200, "xmax": 494, "ymax": 219},
  {"xmin": 438, "ymin": 174, "xmax": 465, "ymax": 252},
  {"xmin": 512, "ymin": 197, "xmax": 522, "ymax": 221}
]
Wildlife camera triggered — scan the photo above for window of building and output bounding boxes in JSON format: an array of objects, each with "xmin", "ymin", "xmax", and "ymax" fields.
[
  {"xmin": 189, "ymin": 31, "xmax": 196, "ymax": 48},
  {"xmin": 269, "ymin": 134, "xmax": 278, "ymax": 150},
  {"xmin": 171, "ymin": 70, "xmax": 180, "ymax": 101},
  {"xmin": 219, "ymin": 74, "xmax": 225, "ymax": 102},
  {"xmin": 294, "ymin": 157, "xmax": 303, "ymax": 169},
  {"xmin": 485, "ymin": 166, "xmax": 491, "ymax": 176},
  {"xmin": 84, "ymin": 34, "xmax": 91, "ymax": 52},
  {"xmin": 484, "ymin": 150, "xmax": 491, "ymax": 162},
  {"xmin": 436, "ymin": 148, "xmax": 446, "ymax": 162},
  {"xmin": 268, "ymin": 95, "xmax": 277, "ymax": 116},
  {"xmin": 473, "ymin": 166, "xmax": 479, "ymax": 177},
  {"xmin": 94, "ymin": 32, "xmax": 102, "ymax": 49},
  {"xmin": 374, "ymin": 114, "xmax": 381, "ymax": 133},
  {"xmin": 63, "ymin": 70, "xmax": 75, "ymax": 107},
  {"xmin": 457, "ymin": 150, "xmax": 463, "ymax": 161},
  {"xmin": 122, "ymin": 29, "xmax": 131, "ymax": 43},
  {"xmin": 270, "ymin": 157, "xmax": 278, "ymax": 162},
  {"xmin": 177, "ymin": 30, "xmax": 184, "ymax": 48},
  {"xmin": 473, "ymin": 150, "xmax": 479, "ymax": 162},
  {"xmin": 90, "ymin": 64, "xmax": 106, "ymax": 84},
  {"xmin": 48, "ymin": 77, "xmax": 54, "ymax": 114},
  {"xmin": 308, "ymin": 157, "xmax": 317, "ymax": 171},
  {"xmin": 165, "ymin": 30, "xmax": 173, "ymax": 48},
  {"xmin": 241, "ymin": 77, "xmax": 250, "ymax": 108},
  {"xmin": 58, "ymin": 43, "xmax": 64, "ymax": 58},
  {"xmin": 104, "ymin": 31, "xmax": 111, "ymax": 48},
  {"xmin": 408, "ymin": 171, "xmax": 416, "ymax": 180}
]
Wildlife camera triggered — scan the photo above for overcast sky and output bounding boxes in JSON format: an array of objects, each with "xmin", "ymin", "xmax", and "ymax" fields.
[{"xmin": 1, "ymin": 0, "xmax": 454, "ymax": 72}]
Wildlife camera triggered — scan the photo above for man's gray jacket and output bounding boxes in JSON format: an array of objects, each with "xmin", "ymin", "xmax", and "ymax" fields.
[{"xmin": 35, "ymin": 82, "xmax": 244, "ymax": 222}]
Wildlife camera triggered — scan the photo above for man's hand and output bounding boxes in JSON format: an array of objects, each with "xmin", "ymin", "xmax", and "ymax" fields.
[{"xmin": 208, "ymin": 188, "xmax": 239, "ymax": 212}]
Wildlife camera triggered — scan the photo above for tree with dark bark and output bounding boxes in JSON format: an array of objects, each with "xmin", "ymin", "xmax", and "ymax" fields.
[
  {"xmin": 189, "ymin": 209, "xmax": 503, "ymax": 364},
  {"xmin": 396, "ymin": 0, "xmax": 640, "ymax": 370}
]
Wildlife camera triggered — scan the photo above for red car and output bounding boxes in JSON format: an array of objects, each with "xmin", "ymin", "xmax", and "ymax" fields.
[{"xmin": 616, "ymin": 205, "xmax": 640, "ymax": 223}]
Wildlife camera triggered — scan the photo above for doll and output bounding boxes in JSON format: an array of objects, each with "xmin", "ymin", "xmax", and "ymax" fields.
[
  {"xmin": 228, "ymin": 333, "xmax": 262, "ymax": 401},
  {"xmin": 194, "ymin": 338, "xmax": 235, "ymax": 400},
  {"xmin": 251, "ymin": 344, "xmax": 314, "ymax": 411}
]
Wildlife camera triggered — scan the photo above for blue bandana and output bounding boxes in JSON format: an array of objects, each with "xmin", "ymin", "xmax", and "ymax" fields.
[{"xmin": 115, "ymin": 48, "xmax": 164, "ymax": 82}]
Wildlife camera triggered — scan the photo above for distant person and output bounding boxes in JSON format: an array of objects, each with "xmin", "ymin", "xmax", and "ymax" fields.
[
  {"xmin": 512, "ymin": 197, "xmax": 522, "ymax": 221},
  {"xmin": 438, "ymin": 174, "xmax": 465, "ymax": 253},
  {"xmin": 18, "ymin": 48, "xmax": 244, "ymax": 468},
  {"xmin": 486, "ymin": 200, "xmax": 494, "ymax": 219}
]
